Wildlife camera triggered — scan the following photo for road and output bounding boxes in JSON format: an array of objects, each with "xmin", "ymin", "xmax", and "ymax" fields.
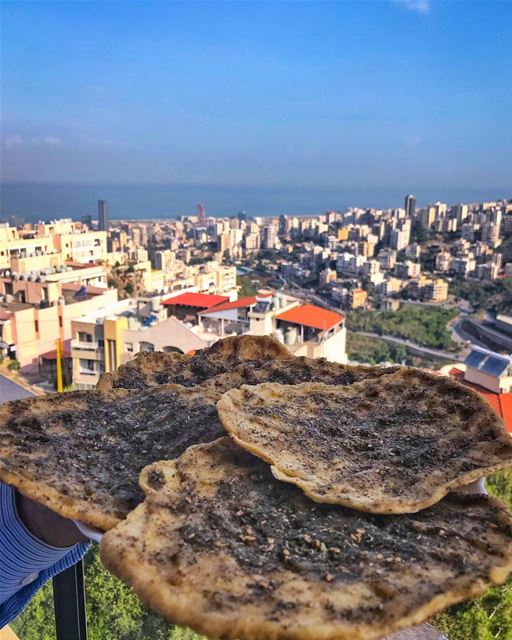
[
  {"xmin": 0, "ymin": 373, "xmax": 34, "ymax": 402},
  {"xmin": 350, "ymin": 331, "xmax": 465, "ymax": 362}
]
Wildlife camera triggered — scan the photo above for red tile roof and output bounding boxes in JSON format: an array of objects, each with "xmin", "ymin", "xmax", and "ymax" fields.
[
  {"xmin": 199, "ymin": 296, "xmax": 258, "ymax": 315},
  {"xmin": 450, "ymin": 367, "xmax": 512, "ymax": 433},
  {"xmin": 276, "ymin": 304, "xmax": 344, "ymax": 331},
  {"xmin": 162, "ymin": 292, "xmax": 229, "ymax": 308},
  {"xmin": 40, "ymin": 340, "xmax": 72, "ymax": 360}
]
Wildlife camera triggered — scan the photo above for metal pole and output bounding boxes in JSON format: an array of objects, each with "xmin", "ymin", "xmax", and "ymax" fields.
[
  {"xmin": 52, "ymin": 339, "xmax": 87, "ymax": 639},
  {"xmin": 56, "ymin": 338, "xmax": 63, "ymax": 392},
  {"xmin": 52, "ymin": 560, "xmax": 88, "ymax": 640}
]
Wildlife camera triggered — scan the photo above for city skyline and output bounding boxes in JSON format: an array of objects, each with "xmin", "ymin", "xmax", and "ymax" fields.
[{"xmin": 2, "ymin": 1, "xmax": 511, "ymax": 189}]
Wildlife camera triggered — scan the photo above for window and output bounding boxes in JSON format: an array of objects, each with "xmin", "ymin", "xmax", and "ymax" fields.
[
  {"xmin": 59, "ymin": 316, "xmax": 63, "ymax": 327},
  {"xmin": 35, "ymin": 320, "xmax": 39, "ymax": 333},
  {"xmin": 125, "ymin": 342, "xmax": 134, "ymax": 352}
]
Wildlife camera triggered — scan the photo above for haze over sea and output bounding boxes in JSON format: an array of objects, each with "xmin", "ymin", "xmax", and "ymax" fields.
[{"xmin": 1, "ymin": 183, "xmax": 509, "ymax": 223}]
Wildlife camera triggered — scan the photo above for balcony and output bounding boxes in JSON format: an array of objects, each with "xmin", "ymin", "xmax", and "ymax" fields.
[
  {"xmin": 71, "ymin": 338, "xmax": 102, "ymax": 351},
  {"xmin": 78, "ymin": 367, "xmax": 99, "ymax": 377}
]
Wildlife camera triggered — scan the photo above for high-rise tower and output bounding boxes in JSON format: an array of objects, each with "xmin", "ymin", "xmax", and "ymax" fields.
[
  {"xmin": 98, "ymin": 199, "xmax": 109, "ymax": 231},
  {"xmin": 404, "ymin": 194, "xmax": 416, "ymax": 218},
  {"xmin": 196, "ymin": 203, "xmax": 206, "ymax": 226}
]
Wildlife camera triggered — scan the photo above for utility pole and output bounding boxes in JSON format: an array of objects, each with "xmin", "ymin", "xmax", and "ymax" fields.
[{"xmin": 56, "ymin": 338, "xmax": 63, "ymax": 393}]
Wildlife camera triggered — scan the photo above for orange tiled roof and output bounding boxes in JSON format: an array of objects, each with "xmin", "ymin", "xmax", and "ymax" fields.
[
  {"xmin": 276, "ymin": 304, "xmax": 344, "ymax": 331},
  {"xmin": 450, "ymin": 368, "xmax": 512, "ymax": 433},
  {"xmin": 162, "ymin": 292, "xmax": 229, "ymax": 308}
]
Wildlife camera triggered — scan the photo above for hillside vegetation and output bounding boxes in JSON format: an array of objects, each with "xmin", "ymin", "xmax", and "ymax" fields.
[
  {"xmin": 347, "ymin": 305, "xmax": 458, "ymax": 350},
  {"xmin": 449, "ymin": 278, "xmax": 512, "ymax": 314}
]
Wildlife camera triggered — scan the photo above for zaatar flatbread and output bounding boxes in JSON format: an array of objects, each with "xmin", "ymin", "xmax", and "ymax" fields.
[
  {"xmin": 0, "ymin": 385, "xmax": 224, "ymax": 530},
  {"xmin": 217, "ymin": 369, "xmax": 512, "ymax": 513},
  {"xmin": 100, "ymin": 438, "xmax": 512, "ymax": 640},
  {"xmin": 200, "ymin": 357, "xmax": 399, "ymax": 394},
  {"xmin": 96, "ymin": 334, "xmax": 292, "ymax": 391}
]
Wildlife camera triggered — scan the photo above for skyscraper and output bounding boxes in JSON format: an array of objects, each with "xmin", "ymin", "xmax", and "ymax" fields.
[
  {"xmin": 196, "ymin": 203, "xmax": 206, "ymax": 226},
  {"xmin": 404, "ymin": 194, "xmax": 416, "ymax": 218},
  {"xmin": 98, "ymin": 199, "xmax": 109, "ymax": 232}
]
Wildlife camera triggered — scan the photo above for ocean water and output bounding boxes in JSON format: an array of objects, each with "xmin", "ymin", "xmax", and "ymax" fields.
[{"xmin": 0, "ymin": 183, "xmax": 509, "ymax": 222}]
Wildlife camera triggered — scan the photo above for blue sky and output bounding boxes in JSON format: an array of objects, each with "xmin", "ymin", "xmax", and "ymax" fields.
[{"xmin": 1, "ymin": 0, "xmax": 511, "ymax": 188}]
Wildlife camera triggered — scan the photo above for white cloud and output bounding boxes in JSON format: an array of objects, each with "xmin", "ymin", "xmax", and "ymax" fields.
[
  {"xmin": 4, "ymin": 134, "xmax": 23, "ymax": 148},
  {"xmin": 36, "ymin": 136, "xmax": 63, "ymax": 146},
  {"xmin": 393, "ymin": 0, "xmax": 431, "ymax": 14},
  {"xmin": 3, "ymin": 134, "xmax": 64, "ymax": 148}
]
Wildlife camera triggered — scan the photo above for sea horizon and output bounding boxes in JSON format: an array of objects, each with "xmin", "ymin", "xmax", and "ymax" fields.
[{"xmin": 1, "ymin": 182, "xmax": 510, "ymax": 223}]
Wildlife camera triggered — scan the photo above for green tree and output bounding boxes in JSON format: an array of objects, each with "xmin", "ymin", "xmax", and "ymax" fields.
[
  {"xmin": 238, "ymin": 275, "xmax": 258, "ymax": 297},
  {"xmin": 12, "ymin": 548, "xmax": 172, "ymax": 640},
  {"xmin": 11, "ymin": 583, "xmax": 55, "ymax": 640},
  {"xmin": 347, "ymin": 306, "xmax": 457, "ymax": 350},
  {"xmin": 124, "ymin": 282, "xmax": 134, "ymax": 295}
]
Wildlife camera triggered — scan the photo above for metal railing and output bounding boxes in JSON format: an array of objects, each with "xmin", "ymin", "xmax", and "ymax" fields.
[
  {"xmin": 71, "ymin": 339, "xmax": 102, "ymax": 351},
  {"xmin": 52, "ymin": 563, "xmax": 87, "ymax": 640}
]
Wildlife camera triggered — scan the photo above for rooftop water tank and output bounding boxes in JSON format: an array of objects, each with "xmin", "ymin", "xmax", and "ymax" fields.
[
  {"xmin": 274, "ymin": 328, "xmax": 285, "ymax": 344},
  {"xmin": 285, "ymin": 327, "xmax": 297, "ymax": 346}
]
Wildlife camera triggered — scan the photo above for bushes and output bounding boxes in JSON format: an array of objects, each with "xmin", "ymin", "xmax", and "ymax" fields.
[
  {"xmin": 12, "ymin": 547, "xmax": 207, "ymax": 640},
  {"xmin": 449, "ymin": 278, "xmax": 512, "ymax": 314},
  {"xmin": 347, "ymin": 306, "xmax": 457, "ymax": 350},
  {"xmin": 7, "ymin": 359, "xmax": 20, "ymax": 371},
  {"xmin": 347, "ymin": 332, "xmax": 444, "ymax": 368}
]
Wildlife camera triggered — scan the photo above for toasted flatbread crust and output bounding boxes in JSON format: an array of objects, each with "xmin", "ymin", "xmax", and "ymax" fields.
[
  {"xmin": 0, "ymin": 385, "xmax": 224, "ymax": 530},
  {"xmin": 218, "ymin": 369, "xmax": 512, "ymax": 513},
  {"xmin": 96, "ymin": 335, "xmax": 292, "ymax": 391},
  {"xmin": 200, "ymin": 358, "xmax": 399, "ymax": 394},
  {"xmin": 100, "ymin": 438, "xmax": 512, "ymax": 640}
]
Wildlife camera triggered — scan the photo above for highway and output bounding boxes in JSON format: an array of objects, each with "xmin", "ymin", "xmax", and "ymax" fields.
[{"xmin": 349, "ymin": 330, "xmax": 464, "ymax": 362}]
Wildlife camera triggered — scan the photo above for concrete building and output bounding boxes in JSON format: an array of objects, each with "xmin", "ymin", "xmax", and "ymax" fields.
[
  {"xmin": 319, "ymin": 268, "xmax": 337, "ymax": 287},
  {"xmin": 404, "ymin": 194, "xmax": 416, "ymax": 218},
  {"xmin": 162, "ymin": 292, "xmax": 229, "ymax": 325},
  {"xmin": 199, "ymin": 291, "xmax": 347, "ymax": 364},
  {"xmin": 443, "ymin": 348, "xmax": 512, "ymax": 432},
  {"xmin": 262, "ymin": 224, "xmax": 278, "ymax": 250},
  {"xmin": 0, "ymin": 284, "xmax": 117, "ymax": 368},
  {"xmin": 71, "ymin": 297, "xmax": 207, "ymax": 389},
  {"xmin": 98, "ymin": 199, "xmax": 109, "ymax": 232},
  {"xmin": 349, "ymin": 288, "xmax": 368, "ymax": 309},
  {"xmin": 424, "ymin": 278, "xmax": 449, "ymax": 302},
  {"xmin": 0, "ymin": 221, "xmax": 107, "ymax": 271}
]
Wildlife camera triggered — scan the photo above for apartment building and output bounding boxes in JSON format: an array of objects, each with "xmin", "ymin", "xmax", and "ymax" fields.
[
  {"xmin": 199, "ymin": 291, "xmax": 347, "ymax": 364},
  {"xmin": 71, "ymin": 297, "xmax": 207, "ymax": 389},
  {"xmin": 0, "ymin": 284, "xmax": 117, "ymax": 368},
  {"xmin": 0, "ymin": 220, "xmax": 107, "ymax": 272},
  {"xmin": 163, "ymin": 263, "xmax": 237, "ymax": 296},
  {"xmin": 443, "ymin": 347, "xmax": 512, "ymax": 432}
]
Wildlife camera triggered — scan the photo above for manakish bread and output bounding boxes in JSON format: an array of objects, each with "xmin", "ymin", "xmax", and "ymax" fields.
[
  {"xmin": 96, "ymin": 334, "xmax": 292, "ymax": 391},
  {"xmin": 0, "ymin": 385, "xmax": 224, "ymax": 530},
  {"xmin": 200, "ymin": 358, "xmax": 399, "ymax": 394},
  {"xmin": 217, "ymin": 369, "xmax": 512, "ymax": 514},
  {"xmin": 100, "ymin": 438, "xmax": 512, "ymax": 640}
]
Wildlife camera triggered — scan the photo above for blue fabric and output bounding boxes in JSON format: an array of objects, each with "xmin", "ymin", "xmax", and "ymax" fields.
[{"xmin": 0, "ymin": 481, "xmax": 90, "ymax": 628}]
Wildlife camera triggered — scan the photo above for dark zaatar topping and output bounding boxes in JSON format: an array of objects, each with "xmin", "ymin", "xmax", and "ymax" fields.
[{"xmin": 0, "ymin": 387, "xmax": 224, "ymax": 516}]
